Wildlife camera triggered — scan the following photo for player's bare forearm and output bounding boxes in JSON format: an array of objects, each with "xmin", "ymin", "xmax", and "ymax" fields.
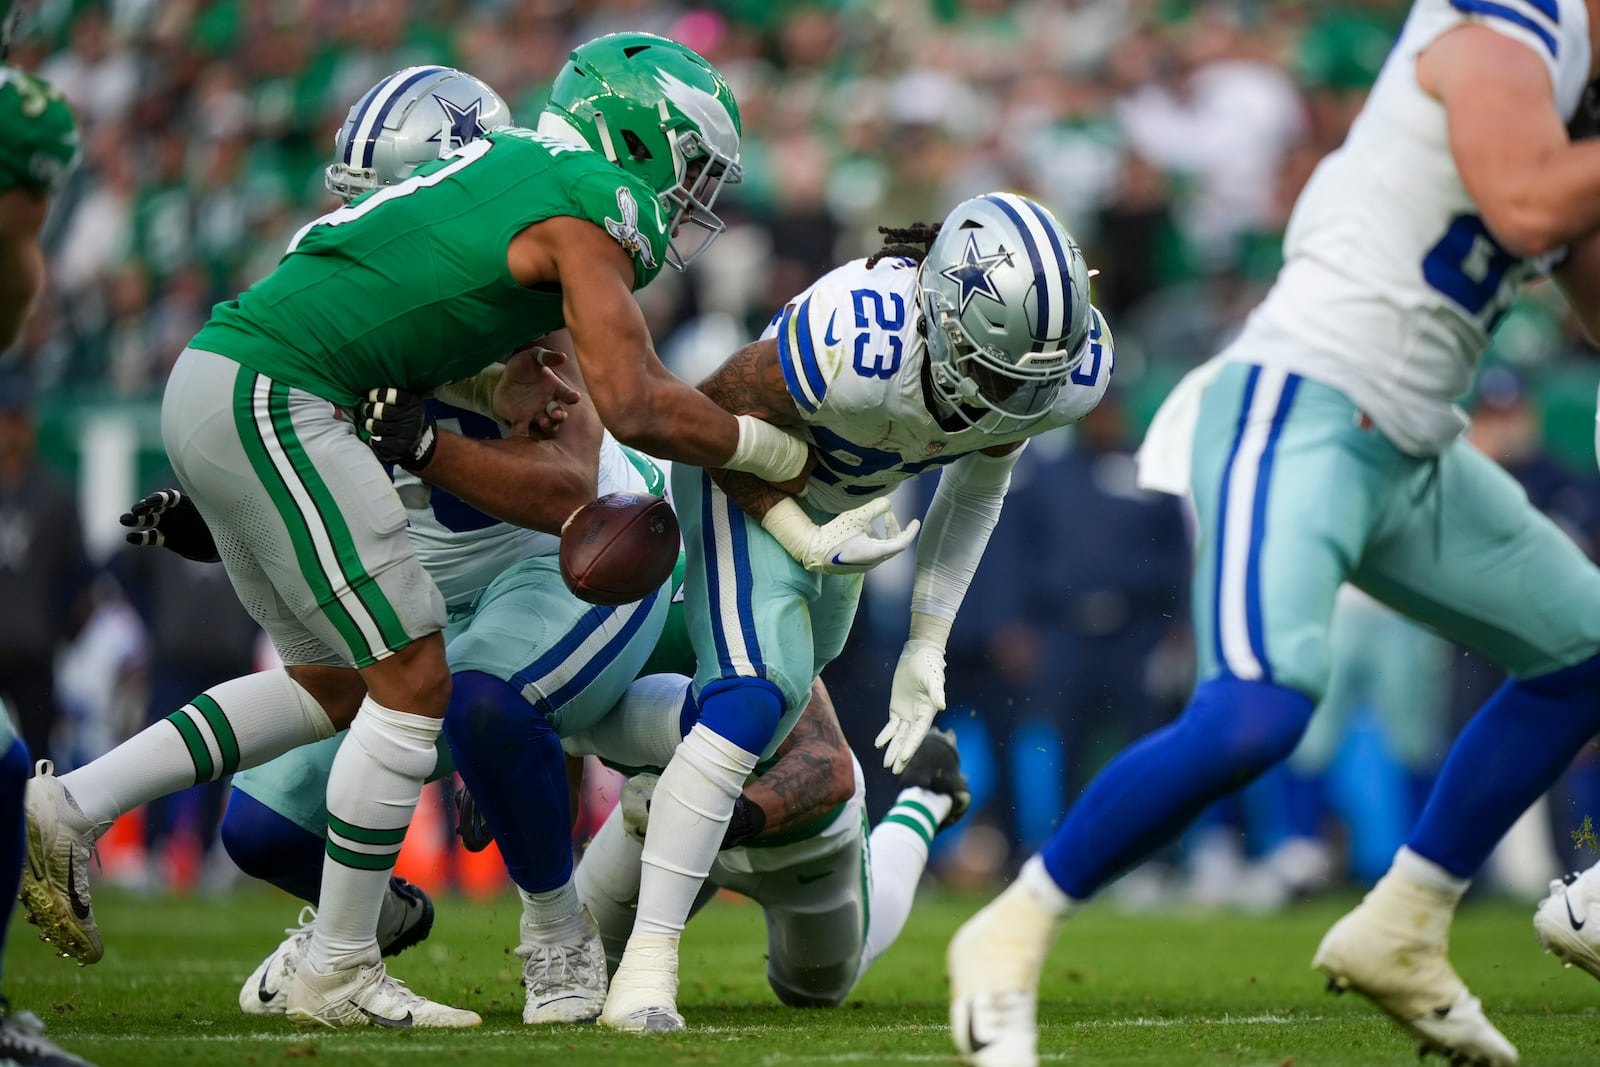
[
  {"xmin": 742, "ymin": 679, "xmax": 855, "ymax": 839},
  {"xmin": 708, "ymin": 467, "xmax": 789, "ymax": 521},
  {"xmin": 418, "ymin": 403, "xmax": 601, "ymax": 534},
  {"xmin": 1556, "ymin": 233, "xmax": 1600, "ymax": 344}
]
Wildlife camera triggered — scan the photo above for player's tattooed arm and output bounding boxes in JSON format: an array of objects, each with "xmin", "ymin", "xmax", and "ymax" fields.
[
  {"xmin": 736, "ymin": 678, "xmax": 855, "ymax": 843},
  {"xmin": 700, "ymin": 338, "xmax": 809, "ymax": 520}
]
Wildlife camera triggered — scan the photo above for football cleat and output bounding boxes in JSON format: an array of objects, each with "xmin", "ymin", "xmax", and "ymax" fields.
[
  {"xmin": 518, "ymin": 909, "xmax": 609, "ymax": 1024},
  {"xmin": 1534, "ymin": 868, "xmax": 1600, "ymax": 980},
  {"xmin": 286, "ymin": 956, "xmax": 481, "ymax": 1029},
  {"xmin": 1314, "ymin": 874, "xmax": 1517, "ymax": 1067},
  {"xmin": 376, "ymin": 876, "xmax": 434, "ymax": 958},
  {"xmin": 897, "ymin": 728, "xmax": 970, "ymax": 828},
  {"xmin": 599, "ymin": 934, "xmax": 683, "ymax": 1033},
  {"xmin": 453, "ymin": 785, "xmax": 494, "ymax": 853},
  {"xmin": 0, "ymin": 1005, "xmax": 96, "ymax": 1066},
  {"xmin": 620, "ymin": 774, "xmax": 658, "ymax": 843},
  {"xmin": 948, "ymin": 878, "xmax": 1060, "ymax": 1067},
  {"xmin": 20, "ymin": 761, "xmax": 107, "ymax": 965},
  {"xmin": 239, "ymin": 907, "xmax": 316, "ymax": 1016}
]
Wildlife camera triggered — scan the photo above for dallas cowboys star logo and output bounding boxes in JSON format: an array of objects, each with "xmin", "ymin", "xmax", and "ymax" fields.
[
  {"xmin": 939, "ymin": 234, "xmax": 1013, "ymax": 314},
  {"xmin": 427, "ymin": 95, "xmax": 488, "ymax": 151}
]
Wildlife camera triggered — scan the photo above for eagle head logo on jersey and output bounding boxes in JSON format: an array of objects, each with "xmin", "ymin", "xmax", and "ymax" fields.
[{"xmin": 606, "ymin": 187, "xmax": 659, "ymax": 270}]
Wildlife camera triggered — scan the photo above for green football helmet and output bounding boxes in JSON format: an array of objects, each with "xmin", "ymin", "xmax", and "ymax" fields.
[
  {"xmin": 2, "ymin": 0, "xmax": 22, "ymax": 60},
  {"xmin": 541, "ymin": 32, "xmax": 743, "ymax": 271}
]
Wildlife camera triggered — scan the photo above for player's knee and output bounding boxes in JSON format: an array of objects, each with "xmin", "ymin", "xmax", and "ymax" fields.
[
  {"xmin": 219, "ymin": 791, "xmax": 302, "ymax": 882},
  {"xmin": 444, "ymin": 670, "xmax": 549, "ymax": 756},
  {"xmin": 366, "ymin": 633, "xmax": 452, "ymax": 717},
  {"xmin": 1185, "ymin": 676, "xmax": 1315, "ymax": 777},
  {"xmin": 694, "ymin": 677, "xmax": 785, "ymax": 754}
]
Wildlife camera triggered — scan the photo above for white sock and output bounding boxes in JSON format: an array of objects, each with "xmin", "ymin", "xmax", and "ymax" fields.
[
  {"xmin": 858, "ymin": 787, "xmax": 953, "ymax": 975},
  {"xmin": 520, "ymin": 881, "xmax": 587, "ymax": 941},
  {"xmin": 1391, "ymin": 846, "xmax": 1471, "ymax": 900},
  {"xmin": 632, "ymin": 723, "xmax": 758, "ymax": 939},
  {"xmin": 61, "ymin": 669, "xmax": 335, "ymax": 825},
  {"xmin": 575, "ymin": 805, "xmax": 642, "ymax": 972},
  {"xmin": 305, "ymin": 697, "xmax": 440, "ymax": 974},
  {"xmin": 1018, "ymin": 855, "xmax": 1079, "ymax": 917},
  {"xmin": 561, "ymin": 674, "xmax": 690, "ymax": 769}
]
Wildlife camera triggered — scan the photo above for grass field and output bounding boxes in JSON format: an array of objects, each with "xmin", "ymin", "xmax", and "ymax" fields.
[{"xmin": 6, "ymin": 887, "xmax": 1599, "ymax": 1066}]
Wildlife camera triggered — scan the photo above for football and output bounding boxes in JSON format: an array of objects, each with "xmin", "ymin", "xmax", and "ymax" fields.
[{"xmin": 559, "ymin": 492, "xmax": 680, "ymax": 606}]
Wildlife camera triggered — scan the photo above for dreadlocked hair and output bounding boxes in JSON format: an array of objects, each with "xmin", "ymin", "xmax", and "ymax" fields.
[{"xmin": 865, "ymin": 222, "xmax": 941, "ymax": 268}]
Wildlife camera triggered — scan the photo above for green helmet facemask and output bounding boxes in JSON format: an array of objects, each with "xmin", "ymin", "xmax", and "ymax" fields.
[{"xmin": 542, "ymin": 32, "xmax": 743, "ymax": 271}]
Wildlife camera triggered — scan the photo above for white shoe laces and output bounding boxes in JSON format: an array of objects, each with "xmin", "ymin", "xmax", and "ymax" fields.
[{"xmin": 517, "ymin": 938, "xmax": 604, "ymax": 994}]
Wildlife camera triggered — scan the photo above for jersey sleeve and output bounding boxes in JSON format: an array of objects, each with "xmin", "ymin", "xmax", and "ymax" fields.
[
  {"xmin": 767, "ymin": 263, "xmax": 870, "ymax": 417},
  {"xmin": 0, "ymin": 70, "xmax": 79, "ymax": 197},
  {"xmin": 1422, "ymin": 0, "xmax": 1571, "ymax": 91},
  {"xmin": 565, "ymin": 163, "xmax": 671, "ymax": 292}
]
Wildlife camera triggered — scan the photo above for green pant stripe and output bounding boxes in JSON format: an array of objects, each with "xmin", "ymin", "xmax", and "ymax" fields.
[
  {"xmin": 881, "ymin": 812, "xmax": 933, "ymax": 848},
  {"xmin": 267, "ymin": 381, "xmax": 411, "ymax": 653},
  {"xmin": 189, "ymin": 695, "xmax": 240, "ymax": 777},
  {"xmin": 326, "ymin": 840, "xmax": 400, "ymax": 872},
  {"xmin": 166, "ymin": 712, "xmax": 214, "ymax": 784},
  {"xmin": 231, "ymin": 367, "xmax": 371, "ymax": 661},
  {"xmin": 898, "ymin": 799, "xmax": 939, "ymax": 830},
  {"xmin": 328, "ymin": 814, "xmax": 409, "ymax": 847},
  {"xmin": 858, "ymin": 809, "xmax": 872, "ymax": 941}
]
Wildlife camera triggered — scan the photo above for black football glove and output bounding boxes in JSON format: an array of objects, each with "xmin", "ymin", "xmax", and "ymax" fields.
[
  {"xmin": 119, "ymin": 489, "xmax": 221, "ymax": 563},
  {"xmin": 720, "ymin": 793, "xmax": 767, "ymax": 851},
  {"xmin": 453, "ymin": 784, "xmax": 495, "ymax": 853},
  {"xmin": 357, "ymin": 387, "xmax": 437, "ymax": 471}
]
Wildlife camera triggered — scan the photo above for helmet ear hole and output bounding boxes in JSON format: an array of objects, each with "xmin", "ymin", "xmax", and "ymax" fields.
[{"xmin": 621, "ymin": 130, "xmax": 653, "ymax": 162}]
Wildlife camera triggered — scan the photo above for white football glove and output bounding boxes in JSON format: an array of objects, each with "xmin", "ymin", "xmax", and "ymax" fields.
[
  {"xmin": 761, "ymin": 497, "xmax": 920, "ymax": 575},
  {"xmin": 876, "ymin": 638, "xmax": 947, "ymax": 773}
]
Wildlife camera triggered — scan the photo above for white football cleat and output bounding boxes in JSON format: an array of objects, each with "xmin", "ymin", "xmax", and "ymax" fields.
[
  {"xmin": 1534, "ymin": 868, "xmax": 1600, "ymax": 980},
  {"xmin": 599, "ymin": 934, "xmax": 684, "ymax": 1033},
  {"xmin": 518, "ymin": 909, "xmax": 609, "ymax": 1024},
  {"xmin": 240, "ymin": 907, "xmax": 316, "ymax": 1015},
  {"xmin": 285, "ymin": 957, "xmax": 481, "ymax": 1029},
  {"xmin": 20, "ymin": 761, "xmax": 107, "ymax": 965},
  {"xmin": 948, "ymin": 877, "xmax": 1061, "ymax": 1067},
  {"xmin": 1314, "ymin": 874, "xmax": 1517, "ymax": 1067}
]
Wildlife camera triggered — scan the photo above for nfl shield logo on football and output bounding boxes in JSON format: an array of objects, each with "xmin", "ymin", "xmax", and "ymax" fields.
[{"xmin": 924, "ymin": 441, "xmax": 945, "ymax": 455}]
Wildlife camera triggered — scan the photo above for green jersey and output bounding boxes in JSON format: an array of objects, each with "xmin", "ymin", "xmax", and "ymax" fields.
[
  {"xmin": 0, "ymin": 66, "xmax": 79, "ymax": 197},
  {"xmin": 190, "ymin": 128, "xmax": 671, "ymax": 406}
]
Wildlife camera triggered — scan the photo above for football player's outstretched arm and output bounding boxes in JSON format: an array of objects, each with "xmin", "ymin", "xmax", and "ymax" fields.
[
  {"xmin": 722, "ymin": 678, "xmax": 855, "ymax": 850},
  {"xmin": 1420, "ymin": 25, "xmax": 1600, "ymax": 257},
  {"xmin": 0, "ymin": 189, "xmax": 49, "ymax": 350},
  {"xmin": 699, "ymin": 337, "xmax": 804, "ymax": 522},
  {"xmin": 509, "ymin": 216, "xmax": 810, "ymax": 491},
  {"xmin": 876, "ymin": 439, "xmax": 1025, "ymax": 774}
]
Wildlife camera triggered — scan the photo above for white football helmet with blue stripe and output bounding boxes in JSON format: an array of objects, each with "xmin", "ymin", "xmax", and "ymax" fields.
[
  {"xmin": 919, "ymin": 192, "xmax": 1092, "ymax": 433},
  {"xmin": 326, "ymin": 66, "xmax": 511, "ymax": 202}
]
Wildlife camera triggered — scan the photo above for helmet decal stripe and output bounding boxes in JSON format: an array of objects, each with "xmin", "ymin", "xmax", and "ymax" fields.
[
  {"xmin": 1018, "ymin": 195, "xmax": 1074, "ymax": 345},
  {"xmin": 980, "ymin": 194, "xmax": 1054, "ymax": 352},
  {"xmin": 350, "ymin": 65, "xmax": 449, "ymax": 169}
]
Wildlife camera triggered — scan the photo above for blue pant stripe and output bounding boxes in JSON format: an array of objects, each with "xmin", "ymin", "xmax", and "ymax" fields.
[
  {"xmin": 725, "ymin": 492, "xmax": 767, "ymax": 676},
  {"xmin": 508, "ymin": 602, "xmax": 620, "ymax": 697},
  {"xmin": 538, "ymin": 589, "xmax": 660, "ymax": 714},
  {"xmin": 702, "ymin": 470, "xmax": 736, "ymax": 676},
  {"xmin": 1243, "ymin": 374, "xmax": 1302, "ymax": 684}
]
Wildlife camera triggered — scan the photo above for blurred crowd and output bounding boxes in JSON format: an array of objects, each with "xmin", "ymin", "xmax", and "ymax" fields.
[{"xmin": 6, "ymin": 0, "xmax": 1600, "ymax": 900}]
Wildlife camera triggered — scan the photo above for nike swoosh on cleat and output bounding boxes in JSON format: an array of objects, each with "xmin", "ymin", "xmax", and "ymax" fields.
[
  {"xmin": 354, "ymin": 1002, "xmax": 413, "ymax": 1028},
  {"xmin": 966, "ymin": 1003, "xmax": 991, "ymax": 1053},
  {"xmin": 257, "ymin": 969, "xmax": 279, "ymax": 1004},
  {"xmin": 66, "ymin": 855, "xmax": 91, "ymax": 921},
  {"xmin": 1566, "ymin": 894, "xmax": 1587, "ymax": 931},
  {"xmin": 824, "ymin": 310, "xmax": 841, "ymax": 347}
]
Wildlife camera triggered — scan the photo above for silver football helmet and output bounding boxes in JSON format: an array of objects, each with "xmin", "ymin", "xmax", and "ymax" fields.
[
  {"xmin": 326, "ymin": 66, "xmax": 512, "ymax": 202},
  {"xmin": 919, "ymin": 192, "xmax": 1092, "ymax": 433}
]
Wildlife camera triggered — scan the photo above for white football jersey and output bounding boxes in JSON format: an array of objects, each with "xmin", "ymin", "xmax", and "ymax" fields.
[
  {"xmin": 766, "ymin": 257, "xmax": 1113, "ymax": 516},
  {"xmin": 397, "ymin": 402, "xmax": 666, "ymax": 608},
  {"xmin": 1226, "ymin": 0, "xmax": 1591, "ymax": 455}
]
